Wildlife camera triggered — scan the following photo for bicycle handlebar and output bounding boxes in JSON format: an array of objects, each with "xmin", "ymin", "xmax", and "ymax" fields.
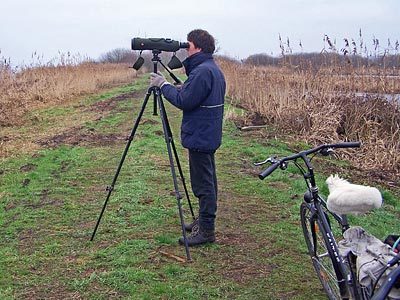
[
  {"xmin": 326, "ymin": 142, "xmax": 361, "ymax": 149},
  {"xmin": 258, "ymin": 142, "xmax": 361, "ymax": 180},
  {"xmin": 259, "ymin": 162, "xmax": 280, "ymax": 180}
]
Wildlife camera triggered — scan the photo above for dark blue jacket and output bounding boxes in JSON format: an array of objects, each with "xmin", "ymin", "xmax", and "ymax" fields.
[{"xmin": 161, "ymin": 52, "xmax": 226, "ymax": 153}]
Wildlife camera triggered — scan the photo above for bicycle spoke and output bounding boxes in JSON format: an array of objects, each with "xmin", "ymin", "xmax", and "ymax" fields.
[
  {"xmin": 314, "ymin": 258, "xmax": 339, "ymax": 282},
  {"xmin": 317, "ymin": 252, "xmax": 329, "ymax": 258}
]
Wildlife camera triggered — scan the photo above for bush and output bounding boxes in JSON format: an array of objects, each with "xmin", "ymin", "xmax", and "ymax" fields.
[{"xmin": 98, "ymin": 48, "xmax": 137, "ymax": 64}]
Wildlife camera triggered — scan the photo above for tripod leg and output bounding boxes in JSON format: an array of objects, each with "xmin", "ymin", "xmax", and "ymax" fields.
[
  {"xmin": 90, "ymin": 90, "xmax": 152, "ymax": 241},
  {"xmin": 170, "ymin": 138, "xmax": 196, "ymax": 219},
  {"xmin": 156, "ymin": 90, "xmax": 192, "ymax": 261},
  {"xmin": 159, "ymin": 100, "xmax": 195, "ymax": 219},
  {"xmin": 153, "ymin": 89, "xmax": 158, "ymax": 116}
]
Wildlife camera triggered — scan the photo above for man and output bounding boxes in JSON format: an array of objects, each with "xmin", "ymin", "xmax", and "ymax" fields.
[{"xmin": 149, "ymin": 29, "xmax": 226, "ymax": 246}]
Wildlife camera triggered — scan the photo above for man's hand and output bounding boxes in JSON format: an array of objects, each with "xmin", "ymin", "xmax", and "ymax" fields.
[{"xmin": 149, "ymin": 72, "xmax": 169, "ymax": 88}]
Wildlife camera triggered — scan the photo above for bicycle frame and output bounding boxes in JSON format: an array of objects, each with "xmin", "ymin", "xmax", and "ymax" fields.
[
  {"xmin": 300, "ymin": 155, "xmax": 353, "ymax": 298},
  {"xmin": 371, "ymin": 264, "xmax": 400, "ymax": 300},
  {"xmin": 301, "ymin": 161, "xmax": 386, "ymax": 299},
  {"xmin": 257, "ymin": 141, "xmax": 400, "ymax": 299}
]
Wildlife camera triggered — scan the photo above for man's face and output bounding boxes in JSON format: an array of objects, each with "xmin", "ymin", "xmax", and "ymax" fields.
[{"xmin": 187, "ymin": 41, "xmax": 201, "ymax": 57}]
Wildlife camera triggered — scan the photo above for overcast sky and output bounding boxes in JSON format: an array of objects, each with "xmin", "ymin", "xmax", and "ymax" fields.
[{"xmin": 1, "ymin": 0, "xmax": 399, "ymax": 66}]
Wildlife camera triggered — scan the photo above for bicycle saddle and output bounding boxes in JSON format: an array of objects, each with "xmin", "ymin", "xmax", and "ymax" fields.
[{"xmin": 326, "ymin": 174, "xmax": 383, "ymax": 215}]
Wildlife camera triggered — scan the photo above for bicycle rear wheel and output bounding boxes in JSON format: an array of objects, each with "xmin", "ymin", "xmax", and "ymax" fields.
[{"xmin": 300, "ymin": 202, "xmax": 350, "ymax": 300}]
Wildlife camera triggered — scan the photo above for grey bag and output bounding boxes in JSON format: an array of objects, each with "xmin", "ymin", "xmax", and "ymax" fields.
[{"xmin": 338, "ymin": 226, "xmax": 400, "ymax": 299}]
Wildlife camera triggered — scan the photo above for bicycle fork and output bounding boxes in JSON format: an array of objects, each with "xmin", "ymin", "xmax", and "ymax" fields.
[{"xmin": 311, "ymin": 202, "xmax": 352, "ymax": 299}]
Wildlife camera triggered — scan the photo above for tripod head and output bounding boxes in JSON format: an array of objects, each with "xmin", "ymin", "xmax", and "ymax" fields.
[
  {"xmin": 143, "ymin": 50, "xmax": 183, "ymax": 115},
  {"xmin": 151, "ymin": 49, "xmax": 162, "ymax": 72},
  {"xmin": 132, "ymin": 49, "xmax": 183, "ymax": 85}
]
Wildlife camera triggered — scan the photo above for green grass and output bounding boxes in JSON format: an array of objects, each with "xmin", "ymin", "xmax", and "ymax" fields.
[{"xmin": 0, "ymin": 75, "xmax": 399, "ymax": 299}]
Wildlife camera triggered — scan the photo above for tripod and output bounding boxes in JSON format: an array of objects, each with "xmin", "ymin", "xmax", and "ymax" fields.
[{"xmin": 90, "ymin": 50, "xmax": 195, "ymax": 261}]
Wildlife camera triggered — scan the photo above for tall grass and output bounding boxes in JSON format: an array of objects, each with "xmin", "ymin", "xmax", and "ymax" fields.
[
  {"xmin": 0, "ymin": 59, "xmax": 135, "ymax": 126},
  {"xmin": 219, "ymin": 58, "xmax": 400, "ymax": 174}
]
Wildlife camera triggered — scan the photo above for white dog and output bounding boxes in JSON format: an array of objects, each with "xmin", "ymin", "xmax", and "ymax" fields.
[{"xmin": 326, "ymin": 174, "xmax": 382, "ymax": 215}]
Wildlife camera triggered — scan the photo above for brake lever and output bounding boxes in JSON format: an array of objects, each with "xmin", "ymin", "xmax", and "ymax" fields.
[
  {"xmin": 254, "ymin": 156, "xmax": 278, "ymax": 166},
  {"xmin": 280, "ymin": 161, "xmax": 288, "ymax": 170},
  {"xmin": 320, "ymin": 147, "xmax": 335, "ymax": 156}
]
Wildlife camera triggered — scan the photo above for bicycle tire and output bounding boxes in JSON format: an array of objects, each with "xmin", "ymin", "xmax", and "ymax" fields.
[{"xmin": 300, "ymin": 202, "xmax": 350, "ymax": 300}]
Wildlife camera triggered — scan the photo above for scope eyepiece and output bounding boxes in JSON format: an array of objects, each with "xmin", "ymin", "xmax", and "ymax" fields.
[
  {"xmin": 180, "ymin": 42, "xmax": 189, "ymax": 49},
  {"xmin": 132, "ymin": 38, "xmax": 189, "ymax": 52}
]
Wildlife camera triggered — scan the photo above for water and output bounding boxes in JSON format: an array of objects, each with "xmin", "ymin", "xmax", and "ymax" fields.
[{"xmin": 354, "ymin": 92, "xmax": 400, "ymax": 103}]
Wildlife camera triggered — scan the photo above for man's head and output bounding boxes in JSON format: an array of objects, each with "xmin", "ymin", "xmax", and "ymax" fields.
[{"xmin": 187, "ymin": 29, "xmax": 215, "ymax": 56}]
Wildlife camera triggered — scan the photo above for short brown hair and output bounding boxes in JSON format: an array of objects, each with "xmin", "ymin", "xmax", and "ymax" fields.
[{"xmin": 187, "ymin": 29, "xmax": 215, "ymax": 54}]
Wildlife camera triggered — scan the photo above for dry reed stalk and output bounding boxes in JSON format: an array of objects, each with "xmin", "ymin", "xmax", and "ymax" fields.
[
  {"xmin": 217, "ymin": 58, "xmax": 400, "ymax": 175},
  {"xmin": 0, "ymin": 63, "xmax": 135, "ymax": 126}
]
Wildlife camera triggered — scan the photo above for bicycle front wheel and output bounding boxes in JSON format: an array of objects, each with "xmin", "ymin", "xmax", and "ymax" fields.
[{"xmin": 300, "ymin": 202, "xmax": 349, "ymax": 300}]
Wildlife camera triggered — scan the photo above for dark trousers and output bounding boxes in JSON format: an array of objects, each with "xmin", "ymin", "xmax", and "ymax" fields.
[{"xmin": 188, "ymin": 150, "xmax": 218, "ymax": 231}]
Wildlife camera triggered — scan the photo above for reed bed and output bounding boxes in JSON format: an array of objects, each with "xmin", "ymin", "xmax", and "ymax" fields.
[
  {"xmin": 219, "ymin": 58, "xmax": 400, "ymax": 175},
  {"xmin": 0, "ymin": 62, "xmax": 135, "ymax": 126},
  {"xmin": 1, "ymin": 55, "xmax": 399, "ymax": 174}
]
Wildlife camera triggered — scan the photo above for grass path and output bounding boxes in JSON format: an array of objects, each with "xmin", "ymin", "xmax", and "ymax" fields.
[{"xmin": 1, "ymin": 77, "xmax": 398, "ymax": 299}]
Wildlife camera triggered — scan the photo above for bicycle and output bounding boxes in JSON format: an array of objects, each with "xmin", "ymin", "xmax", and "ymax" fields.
[{"xmin": 255, "ymin": 142, "xmax": 400, "ymax": 300}]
